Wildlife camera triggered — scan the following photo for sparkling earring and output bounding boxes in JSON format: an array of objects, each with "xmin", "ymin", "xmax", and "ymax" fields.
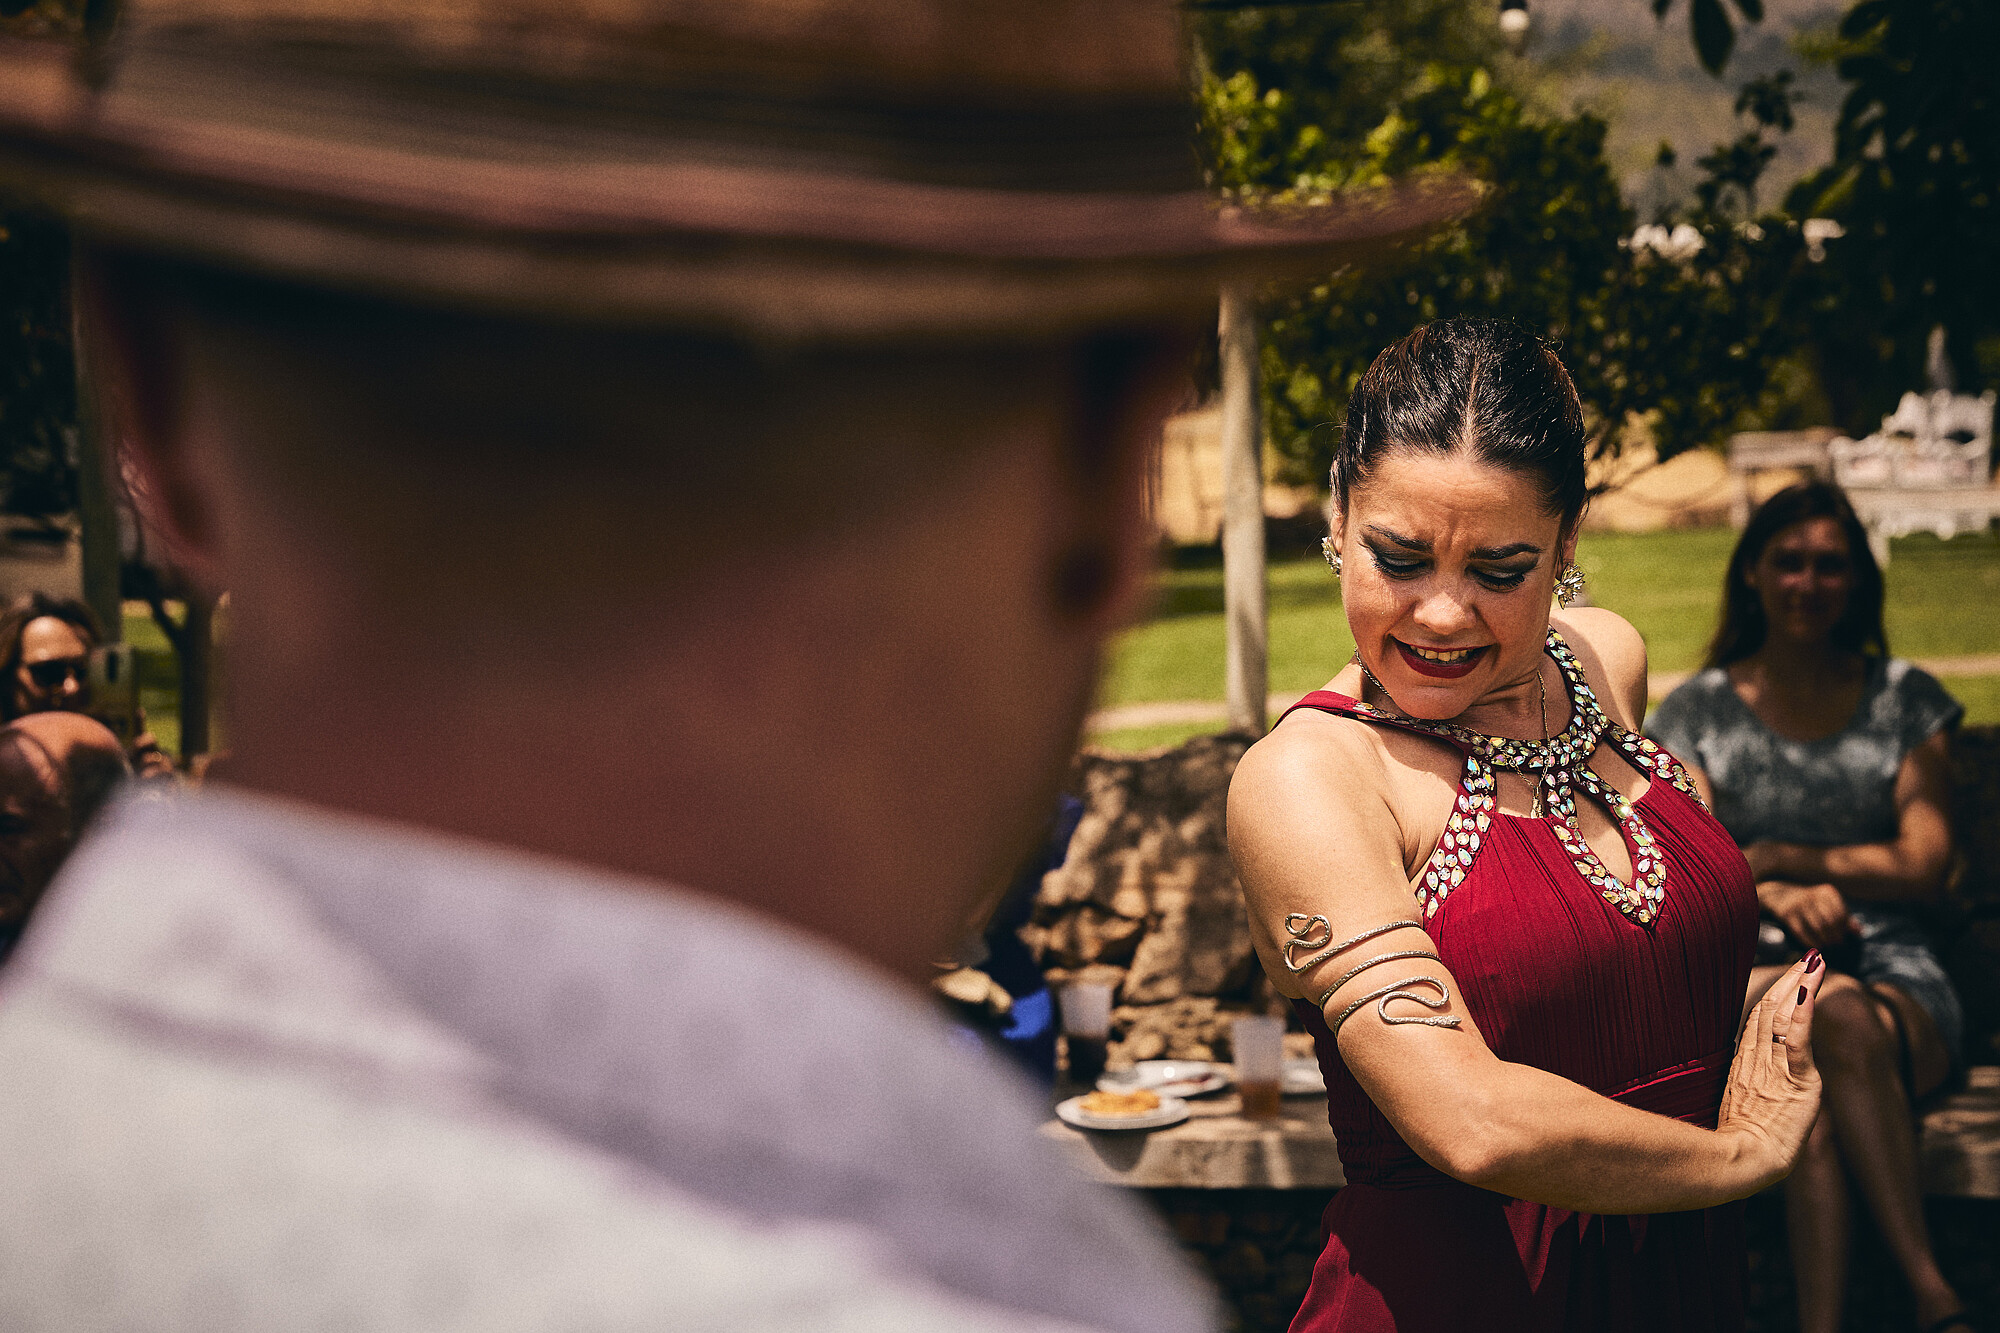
[
  {"xmin": 1555, "ymin": 562, "xmax": 1586, "ymax": 607},
  {"xmin": 1321, "ymin": 536, "xmax": 1342, "ymax": 576}
]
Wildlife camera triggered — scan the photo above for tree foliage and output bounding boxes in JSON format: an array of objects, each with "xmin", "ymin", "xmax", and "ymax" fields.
[
  {"xmin": 1193, "ymin": 2, "xmax": 1811, "ymax": 488},
  {"xmin": 0, "ymin": 0, "xmax": 85, "ymax": 519},
  {"xmin": 1650, "ymin": 0, "xmax": 1769, "ymax": 75},
  {"xmin": 0, "ymin": 209, "xmax": 77, "ymax": 518},
  {"xmin": 1786, "ymin": 0, "xmax": 2000, "ymax": 428}
]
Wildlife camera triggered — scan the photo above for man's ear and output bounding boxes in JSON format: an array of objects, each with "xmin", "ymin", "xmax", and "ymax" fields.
[{"xmin": 71, "ymin": 252, "xmax": 224, "ymax": 592}]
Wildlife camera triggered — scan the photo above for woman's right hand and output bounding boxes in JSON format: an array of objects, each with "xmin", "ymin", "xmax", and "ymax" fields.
[
  {"xmin": 1716, "ymin": 953, "xmax": 1826, "ymax": 1193},
  {"xmin": 1758, "ymin": 879, "xmax": 1854, "ymax": 950}
]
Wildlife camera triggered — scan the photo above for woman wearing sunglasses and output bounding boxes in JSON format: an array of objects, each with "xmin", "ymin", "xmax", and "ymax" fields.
[
  {"xmin": 0, "ymin": 594, "xmax": 100, "ymax": 721},
  {"xmin": 0, "ymin": 594, "xmax": 173, "ymax": 777}
]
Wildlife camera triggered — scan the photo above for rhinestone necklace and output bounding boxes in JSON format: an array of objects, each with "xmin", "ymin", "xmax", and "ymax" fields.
[{"xmin": 1351, "ymin": 628, "xmax": 1680, "ymax": 927}]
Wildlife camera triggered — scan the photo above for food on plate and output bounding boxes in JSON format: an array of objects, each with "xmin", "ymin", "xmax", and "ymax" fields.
[{"xmin": 1076, "ymin": 1088, "xmax": 1162, "ymax": 1118}]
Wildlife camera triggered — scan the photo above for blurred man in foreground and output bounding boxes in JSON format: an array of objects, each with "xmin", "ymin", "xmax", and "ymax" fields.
[
  {"xmin": 0, "ymin": 711, "xmax": 127, "ymax": 963},
  {"xmin": 0, "ymin": 0, "xmax": 1465, "ymax": 1326}
]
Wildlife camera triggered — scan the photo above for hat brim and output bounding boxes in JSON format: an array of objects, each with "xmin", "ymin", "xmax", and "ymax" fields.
[{"xmin": 0, "ymin": 34, "xmax": 1481, "ymax": 340}]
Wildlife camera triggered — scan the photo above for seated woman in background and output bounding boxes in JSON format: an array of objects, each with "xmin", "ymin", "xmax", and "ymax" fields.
[{"xmin": 1649, "ymin": 481, "xmax": 1967, "ymax": 1333}]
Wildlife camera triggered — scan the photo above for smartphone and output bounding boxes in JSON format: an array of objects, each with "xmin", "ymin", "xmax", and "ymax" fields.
[{"xmin": 88, "ymin": 643, "xmax": 140, "ymax": 746}]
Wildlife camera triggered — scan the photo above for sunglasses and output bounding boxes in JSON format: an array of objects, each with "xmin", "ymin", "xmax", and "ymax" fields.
[{"xmin": 24, "ymin": 657, "xmax": 86, "ymax": 690}]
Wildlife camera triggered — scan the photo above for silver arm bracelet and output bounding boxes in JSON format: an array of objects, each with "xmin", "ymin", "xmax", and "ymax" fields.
[
  {"xmin": 1281, "ymin": 914, "xmax": 1422, "ymax": 975},
  {"xmin": 1326, "ymin": 975, "xmax": 1463, "ymax": 1039},
  {"xmin": 1313, "ymin": 949, "xmax": 1446, "ymax": 1010}
]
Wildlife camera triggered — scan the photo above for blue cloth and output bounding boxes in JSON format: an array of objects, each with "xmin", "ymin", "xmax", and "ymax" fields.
[{"xmin": 947, "ymin": 796, "xmax": 1081, "ymax": 1083}]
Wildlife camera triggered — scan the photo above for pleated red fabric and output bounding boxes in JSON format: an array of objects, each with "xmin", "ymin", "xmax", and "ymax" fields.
[{"xmin": 1278, "ymin": 689, "xmax": 1758, "ymax": 1333}]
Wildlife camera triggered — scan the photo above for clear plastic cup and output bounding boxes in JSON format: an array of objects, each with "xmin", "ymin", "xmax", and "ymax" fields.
[
  {"xmin": 1059, "ymin": 981, "xmax": 1115, "ymax": 1084},
  {"xmin": 1231, "ymin": 1014, "xmax": 1285, "ymax": 1119}
]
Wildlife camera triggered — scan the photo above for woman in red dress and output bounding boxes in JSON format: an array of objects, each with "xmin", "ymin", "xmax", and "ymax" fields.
[{"xmin": 1227, "ymin": 318, "xmax": 1826, "ymax": 1332}]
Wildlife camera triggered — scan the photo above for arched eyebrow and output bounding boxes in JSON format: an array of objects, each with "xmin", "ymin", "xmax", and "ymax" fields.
[
  {"xmin": 1470, "ymin": 542, "xmax": 1542, "ymax": 560},
  {"xmin": 1364, "ymin": 525, "xmax": 1542, "ymax": 560},
  {"xmin": 1365, "ymin": 525, "xmax": 1429, "ymax": 551}
]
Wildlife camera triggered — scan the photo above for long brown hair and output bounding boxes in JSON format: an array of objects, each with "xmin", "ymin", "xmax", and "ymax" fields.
[
  {"xmin": 1704, "ymin": 481, "xmax": 1886, "ymax": 669},
  {"xmin": 0, "ymin": 593, "xmax": 104, "ymax": 722}
]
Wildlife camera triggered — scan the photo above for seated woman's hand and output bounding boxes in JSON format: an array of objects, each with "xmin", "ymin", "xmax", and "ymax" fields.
[
  {"xmin": 1758, "ymin": 879, "xmax": 1853, "ymax": 950},
  {"xmin": 1717, "ymin": 955, "xmax": 1825, "ymax": 1192}
]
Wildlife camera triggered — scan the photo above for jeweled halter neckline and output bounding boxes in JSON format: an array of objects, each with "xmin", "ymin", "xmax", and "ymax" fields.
[{"xmin": 1341, "ymin": 628, "xmax": 1703, "ymax": 928}]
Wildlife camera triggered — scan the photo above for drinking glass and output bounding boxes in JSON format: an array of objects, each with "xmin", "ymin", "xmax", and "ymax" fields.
[
  {"xmin": 1059, "ymin": 981, "xmax": 1114, "ymax": 1086},
  {"xmin": 1231, "ymin": 1014, "xmax": 1285, "ymax": 1119}
]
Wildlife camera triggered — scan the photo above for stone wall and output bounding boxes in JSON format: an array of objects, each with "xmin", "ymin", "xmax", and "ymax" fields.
[
  {"xmin": 1144, "ymin": 1189, "xmax": 1331, "ymax": 1333},
  {"xmin": 1022, "ymin": 732, "xmax": 1275, "ymax": 1063},
  {"xmin": 1031, "ymin": 725, "xmax": 2000, "ymax": 1064},
  {"xmin": 1146, "ymin": 1187, "xmax": 2000, "ymax": 1333}
]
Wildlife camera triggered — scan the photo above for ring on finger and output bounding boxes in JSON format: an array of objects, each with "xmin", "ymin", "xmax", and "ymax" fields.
[{"xmin": 1771, "ymin": 1034, "xmax": 1787, "ymax": 1045}]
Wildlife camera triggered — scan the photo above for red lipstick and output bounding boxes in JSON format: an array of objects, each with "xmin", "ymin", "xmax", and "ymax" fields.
[{"xmin": 1393, "ymin": 639, "xmax": 1489, "ymax": 679}]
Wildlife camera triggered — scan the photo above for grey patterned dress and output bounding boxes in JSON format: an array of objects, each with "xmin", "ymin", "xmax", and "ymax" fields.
[{"xmin": 1648, "ymin": 657, "xmax": 1964, "ymax": 1063}]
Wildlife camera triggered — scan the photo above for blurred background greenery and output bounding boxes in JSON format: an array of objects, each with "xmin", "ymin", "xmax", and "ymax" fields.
[
  {"xmin": 3, "ymin": 0, "xmax": 1996, "ymax": 768},
  {"xmin": 1091, "ymin": 528, "xmax": 2000, "ymax": 751}
]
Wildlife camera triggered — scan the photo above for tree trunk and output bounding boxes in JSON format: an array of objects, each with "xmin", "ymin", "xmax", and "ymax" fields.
[{"xmin": 1219, "ymin": 283, "xmax": 1268, "ymax": 738}]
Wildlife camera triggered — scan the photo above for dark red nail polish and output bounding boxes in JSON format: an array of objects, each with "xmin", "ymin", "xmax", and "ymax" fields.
[
  {"xmin": 1804, "ymin": 950, "xmax": 1824, "ymax": 974},
  {"xmin": 1799, "ymin": 985, "xmax": 1809, "ymax": 1005}
]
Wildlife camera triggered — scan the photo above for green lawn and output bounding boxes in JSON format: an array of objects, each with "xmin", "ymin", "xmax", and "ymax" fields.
[
  {"xmin": 121, "ymin": 603, "xmax": 183, "ymax": 758},
  {"xmin": 1090, "ymin": 527, "xmax": 2000, "ymax": 751}
]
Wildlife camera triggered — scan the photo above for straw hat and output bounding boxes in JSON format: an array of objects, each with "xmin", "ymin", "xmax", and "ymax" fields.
[{"xmin": 0, "ymin": 0, "xmax": 1478, "ymax": 340}]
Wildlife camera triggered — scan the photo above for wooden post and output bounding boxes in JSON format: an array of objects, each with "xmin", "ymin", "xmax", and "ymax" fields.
[
  {"xmin": 178, "ymin": 589, "xmax": 215, "ymax": 760},
  {"xmin": 1219, "ymin": 283, "xmax": 1268, "ymax": 737},
  {"xmin": 71, "ymin": 298, "xmax": 121, "ymax": 643}
]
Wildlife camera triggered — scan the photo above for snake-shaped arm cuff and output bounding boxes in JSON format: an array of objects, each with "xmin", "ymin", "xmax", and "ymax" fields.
[
  {"xmin": 1327, "ymin": 976, "xmax": 1463, "ymax": 1039},
  {"xmin": 1280, "ymin": 914, "xmax": 1423, "ymax": 975},
  {"xmin": 1312, "ymin": 949, "xmax": 1448, "ymax": 1009}
]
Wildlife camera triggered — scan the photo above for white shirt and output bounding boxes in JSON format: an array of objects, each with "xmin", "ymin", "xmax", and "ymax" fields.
[{"xmin": 0, "ymin": 789, "xmax": 1218, "ymax": 1332}]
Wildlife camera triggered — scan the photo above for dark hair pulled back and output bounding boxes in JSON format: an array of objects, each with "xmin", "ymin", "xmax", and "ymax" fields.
[
  {"xmin": 1704, "ymin": 481, "xmax": 1885, "ymax": 669},
  {"xmin": 1335, "ymin": 318, "xmax": 1588, "ymax": 528}
]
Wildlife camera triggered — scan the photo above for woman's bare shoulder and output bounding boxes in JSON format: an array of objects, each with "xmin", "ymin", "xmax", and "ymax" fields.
[
  {"xmin": 1228, "ymin": 706, "xmax": 1420, "ymax": 938},
  {"xmin": 1229, "ymin": 708, "xmax": 1398, "ymax": 839},
  {"xmin": 1553, "ymin": 606, "xmax": 1649, "ymax": 729},
  {"xmin": 1233, "ymin": 706, "xmax": 1387, "ymax": 798}
]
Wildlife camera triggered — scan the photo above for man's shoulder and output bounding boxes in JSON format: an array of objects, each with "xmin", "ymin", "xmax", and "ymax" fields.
[
  {"xmin": 0, "ymin": 789, "xmax": 1217, "ymax": 1333},
  {"xmin": 0, "ymin": 978, "xmax": 1102, "ymax": 1332}
]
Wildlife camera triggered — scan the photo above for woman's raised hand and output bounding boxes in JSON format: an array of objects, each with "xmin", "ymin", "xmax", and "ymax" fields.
[{"xmin": 1716, "ymin": 953, "xmax": 1827, "ymax": 1193}]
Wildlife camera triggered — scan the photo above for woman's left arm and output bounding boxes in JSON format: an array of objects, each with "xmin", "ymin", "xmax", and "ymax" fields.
[{"xmin": 1744, "ymin": 730, "xmax": 1954, "ymax": 904}]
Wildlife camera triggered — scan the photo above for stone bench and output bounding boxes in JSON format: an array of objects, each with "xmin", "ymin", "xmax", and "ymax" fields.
[{"xmin": 1922, "ymin": 1064, "xmax": 2000, "ymax": 1198}]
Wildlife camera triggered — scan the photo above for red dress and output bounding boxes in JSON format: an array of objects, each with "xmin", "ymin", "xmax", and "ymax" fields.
[{"xmin": 1278, "ymin": 647, "xmax": 1757, "ymax": 1333}]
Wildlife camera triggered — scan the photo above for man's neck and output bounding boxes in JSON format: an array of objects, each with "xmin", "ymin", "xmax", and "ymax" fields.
[{"xmin": 218, "ymin": 479, "xmax": 1097, "ymax": 984}]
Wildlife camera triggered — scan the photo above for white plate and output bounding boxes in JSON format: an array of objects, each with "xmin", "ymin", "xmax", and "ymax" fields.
[
  {"xmin": 1056, "ymin": 1093, "xmax": 1191, "ymax": 1132},
  {"xmin": 1097, "ymin": 1060, "xmax": 1231, "ymax": 1099},
  {"xmin": 1281, "ymin": 1057, "xmax": 1326, "ymax": 1096}
]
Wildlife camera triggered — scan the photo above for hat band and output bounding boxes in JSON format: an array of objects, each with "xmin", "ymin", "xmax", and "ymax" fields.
[{"xmin": 103, "ymin": 29, "xmax": 1206, "ymax": 196}]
